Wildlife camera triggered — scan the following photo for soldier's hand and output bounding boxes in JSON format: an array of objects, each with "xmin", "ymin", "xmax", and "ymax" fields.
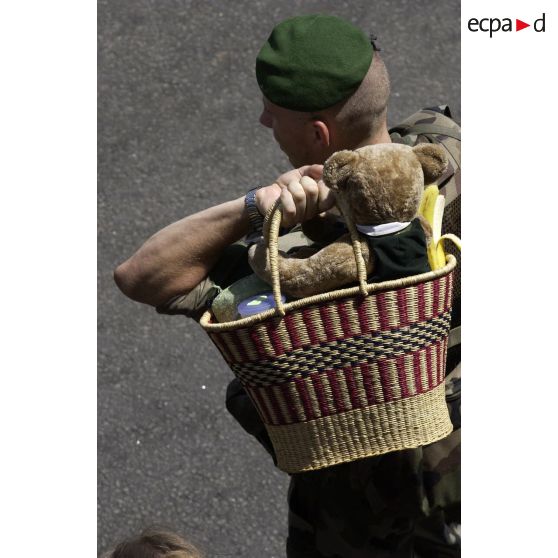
[{"xmin": 255, "ymin": 165, "xmax": 335, "ymax": 228}]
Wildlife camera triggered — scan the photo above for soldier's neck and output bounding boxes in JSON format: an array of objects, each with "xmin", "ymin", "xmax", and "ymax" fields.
[{"xmin": 358, "ymin": 125, "xmax": 392, "ymax": 147}]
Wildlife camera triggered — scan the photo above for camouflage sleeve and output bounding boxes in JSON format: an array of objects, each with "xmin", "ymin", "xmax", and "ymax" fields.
[
  {"xmin": 155, "ymin": 242, "xmax": 253, "ymax": 321},
  {"xmin": 286, "ymin": 450, "xmax": 445, "ymax": 558},
  {"xmin": 287, "ymin": 446, "xmax": 461, "ymax": 557}
]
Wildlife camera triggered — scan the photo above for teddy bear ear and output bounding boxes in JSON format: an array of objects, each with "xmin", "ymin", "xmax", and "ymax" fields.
[
  {"xmin": 412, "ymin": 144, "xmax": 449, "ymax": 184},
  {"xmin": 323, "ymin": 150, "xmax": 359, "ymax": 190}
]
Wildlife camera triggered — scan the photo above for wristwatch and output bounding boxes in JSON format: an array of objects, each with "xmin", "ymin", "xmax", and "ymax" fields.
[{"xmin": 244, "ymin": 185, "xmax": 265, "ymax": 235}]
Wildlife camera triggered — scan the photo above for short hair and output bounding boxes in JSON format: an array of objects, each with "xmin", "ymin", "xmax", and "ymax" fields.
[
  {"xmin": 105, "ymin": 527, "xmax": 203, "ymax": 558},
  {"xmin": 327, "ymin": 53, "xmax": 391, "ymax": 146}
]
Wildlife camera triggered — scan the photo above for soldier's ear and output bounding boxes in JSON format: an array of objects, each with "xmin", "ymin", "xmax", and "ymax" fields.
[{"xmin": 412, "ymin": 144, "xmax": 448, "ymax": 183}]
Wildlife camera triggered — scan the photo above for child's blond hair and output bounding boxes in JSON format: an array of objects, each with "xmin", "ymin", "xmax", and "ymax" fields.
[{"xmin": 105, "ymin": 527, "xmax": 203, "ymax": 558}]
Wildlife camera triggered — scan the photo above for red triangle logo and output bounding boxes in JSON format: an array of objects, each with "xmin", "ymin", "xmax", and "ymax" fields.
[{"xmin": 516, "ymin": 19, "xmax": 530, "ymax": 31}]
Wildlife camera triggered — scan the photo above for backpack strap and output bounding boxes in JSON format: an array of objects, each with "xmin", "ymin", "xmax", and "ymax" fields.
[
  {"xmin": 390, "ymin": 107, "xmax": 461, "ymax": 206},
  {"xmin": 390, "ymin": 123, "xmax": 461, "ymax": 141}
]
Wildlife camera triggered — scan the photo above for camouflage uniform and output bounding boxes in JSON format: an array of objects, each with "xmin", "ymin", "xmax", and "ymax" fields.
[{"xmin": 159, "ymin": 107, "xmax": 461, "ymax": 557}]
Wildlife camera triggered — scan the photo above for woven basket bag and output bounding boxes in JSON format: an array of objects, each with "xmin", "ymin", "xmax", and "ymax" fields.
[{"xmin": 200, "ymin": 199, "xmax": 457, "ymax": 473}]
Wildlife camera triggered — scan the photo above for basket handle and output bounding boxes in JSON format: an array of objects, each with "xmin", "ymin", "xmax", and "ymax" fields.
[{"xmin": 264, "ymin": 194, "xmax": 369, "ymax": 316}]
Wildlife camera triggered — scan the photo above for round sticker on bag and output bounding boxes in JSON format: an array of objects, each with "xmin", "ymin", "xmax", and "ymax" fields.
[{"xmin": 237, "ymin": 293, "xmax": 286, "ymax": 317}]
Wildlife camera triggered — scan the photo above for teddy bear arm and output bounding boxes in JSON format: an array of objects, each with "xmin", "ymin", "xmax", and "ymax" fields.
[
  {"xmin": 248, "ymin": 241, "xmax": 322, "ymax": 289},
  {"xmin": 275, "ymin": 234, "xmax": 373, "ymax": 298}
]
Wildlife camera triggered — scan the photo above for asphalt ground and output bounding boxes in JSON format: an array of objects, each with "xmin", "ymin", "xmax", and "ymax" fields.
[{"xmin": 98, "ymin": 1, "xmax": 460, "ymax": 556}]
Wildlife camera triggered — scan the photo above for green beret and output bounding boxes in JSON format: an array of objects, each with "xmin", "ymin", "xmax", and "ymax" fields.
[{"xmin": 256, "ymin": 14, "xmax": 373, "ymax": 112}]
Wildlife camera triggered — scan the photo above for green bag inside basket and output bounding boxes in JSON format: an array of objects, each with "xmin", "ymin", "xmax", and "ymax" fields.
[{"xmin": 211, "ymin": 273, "xmax": 273, "ymax": 323}]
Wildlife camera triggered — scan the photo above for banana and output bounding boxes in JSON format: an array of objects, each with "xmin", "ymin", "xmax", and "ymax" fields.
[
  {"xmin": 420, "ymin": 184, "xmax": 439, "ymax": 225},
  {"xmin": 419, "ymin": 184, "xmax": 446, "ymax": 270},
  {"xmin": 419, "ymin": 184, "xmax": 462, "ymax": 270}
]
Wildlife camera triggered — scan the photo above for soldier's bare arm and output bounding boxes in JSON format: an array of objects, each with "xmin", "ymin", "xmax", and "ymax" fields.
[{"xmin": 114, "ymin": 164, "xmax": 333, "ymax": 307}]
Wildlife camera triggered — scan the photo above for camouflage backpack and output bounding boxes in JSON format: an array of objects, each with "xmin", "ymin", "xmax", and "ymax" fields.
[{"xmin": 390, "ymin": 107, "xmax": 461, "ymax": 519}]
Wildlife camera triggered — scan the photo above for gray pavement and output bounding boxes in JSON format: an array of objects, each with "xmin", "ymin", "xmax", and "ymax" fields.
[{"xmin": 98, "ymin": 1, "xmax": 460, "ymax": 556}]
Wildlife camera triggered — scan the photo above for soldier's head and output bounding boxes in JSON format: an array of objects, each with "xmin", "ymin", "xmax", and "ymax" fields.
[
  {"xmin": 256, "ymin": 14, "xmax": 391, "ymax": 168},
  {"xmin": 104, "ymin": 527, "xmax": 203, "ymax": 558}
]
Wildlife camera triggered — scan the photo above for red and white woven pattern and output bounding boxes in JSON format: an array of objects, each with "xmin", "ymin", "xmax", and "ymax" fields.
[
  {"xmin": 243, "ymin": 337, "xmax": 448, "ymax": 426},
  {"xmin": 206, "ymin": 272, "xmax": 454, "ymax": 472}
]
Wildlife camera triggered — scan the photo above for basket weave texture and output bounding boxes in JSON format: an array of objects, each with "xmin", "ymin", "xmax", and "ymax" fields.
[
  {"xmin": 200, "ymin": 200, "xmax": 455, "ymax": 473},
  {"xmin": 201, "ymin": 263, "xmax": 455, "ymax": 473}
]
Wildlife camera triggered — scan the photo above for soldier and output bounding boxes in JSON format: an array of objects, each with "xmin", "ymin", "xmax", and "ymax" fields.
[{"xmin": 115, "ymin": 14, "xmax": 460, "ymax": 558}]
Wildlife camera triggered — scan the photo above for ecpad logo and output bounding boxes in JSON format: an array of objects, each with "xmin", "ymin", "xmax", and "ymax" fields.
[{"xmin": 468, "ymin": 13, "xmax": 546, "ymax": 37}]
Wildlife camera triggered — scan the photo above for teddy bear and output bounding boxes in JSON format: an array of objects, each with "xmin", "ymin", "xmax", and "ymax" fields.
[{"xmin": 247, "ymin": 142, "xmax": 448, "ymax": 299}]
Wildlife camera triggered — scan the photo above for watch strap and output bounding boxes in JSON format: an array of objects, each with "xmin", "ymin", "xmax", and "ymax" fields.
[{"xmin": 245, "ymin": 186, "xmax": 265, "ymax": 235}]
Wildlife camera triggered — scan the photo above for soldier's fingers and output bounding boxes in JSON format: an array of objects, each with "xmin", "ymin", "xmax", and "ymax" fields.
[
  {"xmin": 301, "ymin": 164, "xmax": 323, "ymax": 182},
  {"xmin": 275, "ymin": 167, "xmax": 306, "ymax": 189},
  {"xmin": 255, "ymin": 183, "xmax": 281, "ymax": 215},
  {"xmin": 300, "ymin": 176, "xmax": 319, "ymax": 219},
  {"xmin": 280, "ymin": 185, "xmax": 297, "ymax": 228},
  {"xmin": 288, "ymin": 179, "xmax": 306, "ymax": 224},
  {"xmin": 275, "ymin": 164, "xmax": 322, "ymax": 189}
]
